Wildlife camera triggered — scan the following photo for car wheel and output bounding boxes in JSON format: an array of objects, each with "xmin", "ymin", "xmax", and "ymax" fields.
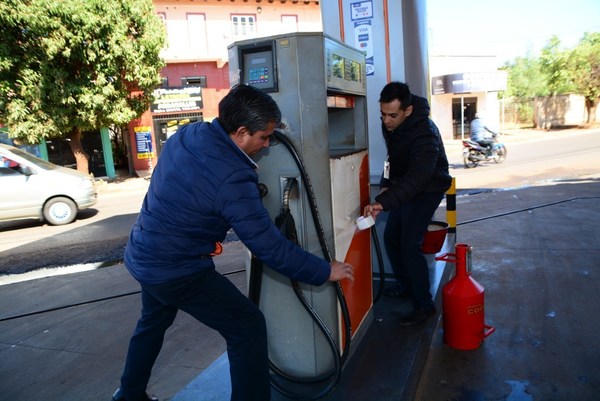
[{"xmin": 43, "ymin": 196, "xmax": 77, "ymax": 225}]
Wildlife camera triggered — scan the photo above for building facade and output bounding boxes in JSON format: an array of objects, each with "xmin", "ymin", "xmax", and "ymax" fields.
[
  {"xmin": 128, "ymin": 0, "xmax": 322, "ymax": 176},
  {"xmin": 429, "ymin": 54, "xmax": 507, "ymax": 140}
]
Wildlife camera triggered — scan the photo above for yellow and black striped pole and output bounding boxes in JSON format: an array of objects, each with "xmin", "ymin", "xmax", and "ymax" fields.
[{"xmin": 446, "ymin": 177, "xmax": 457, "ymax": 237}]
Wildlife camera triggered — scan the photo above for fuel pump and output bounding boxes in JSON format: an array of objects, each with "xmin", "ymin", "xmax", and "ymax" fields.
[{"xmin": 228, "ymin": 33, "xmax": 373, "ymax": 398}]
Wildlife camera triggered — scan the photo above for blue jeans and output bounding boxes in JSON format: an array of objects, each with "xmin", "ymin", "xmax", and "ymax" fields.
[
  {"xmin": 119, "ymin": 268, "xmax": 269, "ymax": 401},
  {"xmin": 383, "ymin": 191, "xmax": 445, "ymax": 309}
]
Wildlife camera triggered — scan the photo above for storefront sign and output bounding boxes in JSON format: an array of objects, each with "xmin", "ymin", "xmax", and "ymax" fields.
[
  {"xmin": 151, "ymin": 86, "xmax": 203, "ymax": 114},
  {"xmin": 431, "ymin": 71, "xmax": 508, "ymax": 95},
  {"xmin": 134, "ymin": 126, "xmax": 154, "ymax": 159}
]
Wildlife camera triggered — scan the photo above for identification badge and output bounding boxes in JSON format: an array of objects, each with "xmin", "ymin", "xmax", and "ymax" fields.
[{"xmin": 383, "ymin": 160, "xmax": 390, "ymax": 179}]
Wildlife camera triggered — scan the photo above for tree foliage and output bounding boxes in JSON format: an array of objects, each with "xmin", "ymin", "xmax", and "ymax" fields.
[
  {"xmin": 568, "ymin": 32, "xmax": 600, "ymax": 123},
  {"xmin": 503, "ymin": 32, "xmax": 600, "ymax": 125},
  {"xmin": 0, "ymin": 0, "xmax": 165, "ymax": 172},
  {"xmin": 501, "ymin": 54, "xmax": 546, "ymax": 125},
  {"xmin": 539, "ymin": 36, "xmax": 576, "ymax": 95},
  {"xmin": 503, "ymin": 54, "xmax": 548, "ymax": 99}
]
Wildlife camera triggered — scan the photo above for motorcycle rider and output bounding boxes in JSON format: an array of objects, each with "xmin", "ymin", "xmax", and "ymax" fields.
[{"xmin": 470, "ymin": 113, "xmax": 497, "ymax": 156}]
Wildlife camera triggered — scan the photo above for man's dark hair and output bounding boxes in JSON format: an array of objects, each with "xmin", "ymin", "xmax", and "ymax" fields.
[
  {"xmin": 379, "ymin": 81, "xmax": 412, "ymax": 110},
  {"xmin": 217, "ymin": 84, "xmax": 282, "ymax": 134}
]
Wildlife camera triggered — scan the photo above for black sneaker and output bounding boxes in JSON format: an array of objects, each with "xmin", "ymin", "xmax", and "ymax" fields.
[
  {"xmin": 398, "ymin": 307, "xmax": 436, "ymax": 327},
  {"xmin": 383, "ymin": 287, "xmax": 411, "ymax": 299},
  {"xmin": 112, "ymin": 388, "xmax": 159, "ymax": 401}
]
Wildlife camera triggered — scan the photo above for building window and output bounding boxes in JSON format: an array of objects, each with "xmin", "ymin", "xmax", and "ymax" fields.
[
  {"xmin": 156, "ymin": 12, "xmax": 169, "ymax": 50},
  {"xmin": 281, "ymin": 14, "xmax": 298, "ymax": 32},
  {"xmin": 231, "ymin": 14, "xmax": 256, "ymax": 37},
  {"xmin": 181, "ymin": 76, "xmax": 207, "ymax": 88},
  {"xmin": 187, "ymin": 13, "xmax": 208, "ymax": 55}
]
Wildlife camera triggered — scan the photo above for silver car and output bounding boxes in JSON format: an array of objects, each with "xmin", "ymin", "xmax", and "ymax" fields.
[{"xmin": 0, "ymin": 143, "xmax": 97, "ymax": 225}]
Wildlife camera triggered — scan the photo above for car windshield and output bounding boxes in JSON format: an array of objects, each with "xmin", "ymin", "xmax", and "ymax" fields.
[{"xmin": 6, "ymin": 146, "xmax": 59, "ymax": 170}]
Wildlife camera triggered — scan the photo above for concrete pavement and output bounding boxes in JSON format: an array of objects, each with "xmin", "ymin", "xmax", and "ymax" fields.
[
  {"xmin": 1, "ymin": 128, "xmax": 599, "ymax": 400},
  {"xmin": 416, "ymin": 178, "xmax": 600, "ymax": 401}
]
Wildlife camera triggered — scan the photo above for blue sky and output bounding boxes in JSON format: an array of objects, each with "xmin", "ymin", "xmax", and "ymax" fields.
[{"xmin": 427, "ymin": 0, "xmax": 600, "ymax": 64}]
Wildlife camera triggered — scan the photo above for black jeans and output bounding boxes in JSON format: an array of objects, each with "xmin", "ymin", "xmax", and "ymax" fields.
[
  {"xmin": 383, "ymin": 191, "xmax": 445, "ymax": 309},
  {"xmin": 476, "ymin": 139, "xmax": 494, "ymax": 154},
  {"xmin": 119, "ymin": 268, "xmax": 269, "ymax": 401}
]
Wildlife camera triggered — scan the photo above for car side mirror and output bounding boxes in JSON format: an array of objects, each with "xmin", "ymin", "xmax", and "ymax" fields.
[{"xmin": 20, "ymin": 165, "xmax": 34, "ymax": 176}]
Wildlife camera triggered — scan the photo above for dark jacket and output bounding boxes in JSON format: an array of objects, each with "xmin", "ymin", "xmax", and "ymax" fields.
[
  {"xmin": 124, "ymin": 119, "xmax": 330, "ymax": 286},
  {"xmin": 375, "ymin": 95, "xmax": 452, "ymax": 210}
]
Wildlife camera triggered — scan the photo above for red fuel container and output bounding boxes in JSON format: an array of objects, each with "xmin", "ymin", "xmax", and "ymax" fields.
[{"xmin": 436, "ymin": 244, "xmax": 495, "ymax": 350}]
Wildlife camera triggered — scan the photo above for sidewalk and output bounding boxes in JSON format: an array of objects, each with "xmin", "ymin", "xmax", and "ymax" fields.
[{"xmin": 1, "ymin": 176, "xmax": 599, "ymax": 400}]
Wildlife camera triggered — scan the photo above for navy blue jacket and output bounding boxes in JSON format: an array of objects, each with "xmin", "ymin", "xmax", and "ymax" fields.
[
  {"xmin": 375, "ymin": 95, "xmax": 452, "ymax": 210},
  {"xmin": 124, "ymin": 119, "xmax": 330, "ymax": 286}
]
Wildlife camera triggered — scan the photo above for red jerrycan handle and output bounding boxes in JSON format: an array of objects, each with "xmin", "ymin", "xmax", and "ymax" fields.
[
  {"xmin": 435, "ymin": 252, "xmax": 456, "ymax": 262},
  {"xmin": 483, "ymin": 324, "xmax": 495, "ymax": 338}
]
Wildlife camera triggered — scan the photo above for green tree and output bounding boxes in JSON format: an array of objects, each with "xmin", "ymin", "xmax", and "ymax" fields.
[
  {"xmin": 539, "ymin": 36, "xmax": 576, "ymax": 95},
  {"xmin": 503, "ymin": 54, "xmax": 548, "ymax": 99},
  {"xmin": 500, "ymin": 54, "xmax": 547, "ymax": 125},
  {"xmin": 568, "ymin": 32, "xmax": 600, "ymax": 123},
  {"xmin": 0, "ymin": 0, "xmax": 165, "ymax": 173}
]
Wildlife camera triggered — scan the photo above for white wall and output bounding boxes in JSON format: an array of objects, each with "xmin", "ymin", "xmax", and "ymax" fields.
[
  {"xmin": 430, "ymin": 94, "xmax": 453, "ymax": 138},
  {"xmin": 154, "ymin": 0, "xmax": 322, "ymax": 64},
  {"xmin": 429, "ymin": 54, "xmax": 499, "ymax": 77}
]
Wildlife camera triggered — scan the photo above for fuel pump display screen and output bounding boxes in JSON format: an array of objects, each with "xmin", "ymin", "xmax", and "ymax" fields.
[
  {"xmin": 324, "ymin": 37, "xmax": 366, "ymax": 95},
  {"xmin": 240, "ymin": 44, "xmax": 278, "ymax": 92},
  {"xmin": 332, "ymin": 54, "xmax": 362, "ymax": 83}
]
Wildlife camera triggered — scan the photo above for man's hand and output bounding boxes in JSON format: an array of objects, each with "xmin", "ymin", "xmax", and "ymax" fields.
[
  {"xmin": 363, "ymin": 202, "xmax": 384, "ymax": 219},
  {"xmin": 329, "ymin": 260, "xmax": 354, "ymax": 282}
]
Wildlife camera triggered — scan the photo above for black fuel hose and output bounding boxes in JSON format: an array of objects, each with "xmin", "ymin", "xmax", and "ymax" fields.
[
  {"xmin": 371, "ymin": 226, "xmax": 385, "ymax": 303},
  {"xmin": 271, "ymin": 133, "xmax": 386, "ymax": 306},
  {"xmin": 269, "ymin": 179, "xmax": 341, "ymax": 386},
  {"xmin": 256, "ymin": 130, "xmax": 352, "ymax": 399}
]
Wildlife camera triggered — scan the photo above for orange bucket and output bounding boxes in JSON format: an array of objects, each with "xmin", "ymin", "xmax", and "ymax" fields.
[{"xmin": 421, "ymin": 221, "xmax": 449, "ymax": 254}]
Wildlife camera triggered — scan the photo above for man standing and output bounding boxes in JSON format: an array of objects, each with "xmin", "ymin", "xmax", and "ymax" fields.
[
  {"xmin": 112, "ymin": 84, "xmax": 354, "ymax": 401},
  {"xmin": 363, "ymin": 82, "xmax": 451, "ymax": 327}
]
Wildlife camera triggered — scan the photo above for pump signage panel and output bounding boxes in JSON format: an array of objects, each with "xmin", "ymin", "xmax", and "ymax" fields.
[
  {"xmin": 350, "ymin": 1, "xmax": 373, "ymax": 20},
  {"xmin": 353, "ymin": 20, "xmax": 374, "ymax": 76},
  {"xmin": 351, "ymin": 1, "xmax": 374, "ymax": 76}
]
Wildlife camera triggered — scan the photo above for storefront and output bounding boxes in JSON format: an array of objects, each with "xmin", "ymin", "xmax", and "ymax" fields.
[
  {"xmin": 430, "ymin": 71, "xmax": 507, "ymax": 140},
  {"xmin": 127, "ymin": 86, "xmax": 203, "ymax": 177}
]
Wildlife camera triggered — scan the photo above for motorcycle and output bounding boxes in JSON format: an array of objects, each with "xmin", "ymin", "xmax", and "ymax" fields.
[{"xmin": 462, "ymin": 135, "xmax": 507, "ymax": 168}]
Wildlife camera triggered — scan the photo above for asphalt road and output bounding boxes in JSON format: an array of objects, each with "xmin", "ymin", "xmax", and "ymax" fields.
[
  {"xmin": 0, "ymin": 127, "xmax": 598, "ymax": 276},
  {"xmin": 0, "ymin": 184, "xmax": 147, "ymax": 275},
  {"xmin": 445, "ymin": 128, "xmax": 599, "ymax": 190}
]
